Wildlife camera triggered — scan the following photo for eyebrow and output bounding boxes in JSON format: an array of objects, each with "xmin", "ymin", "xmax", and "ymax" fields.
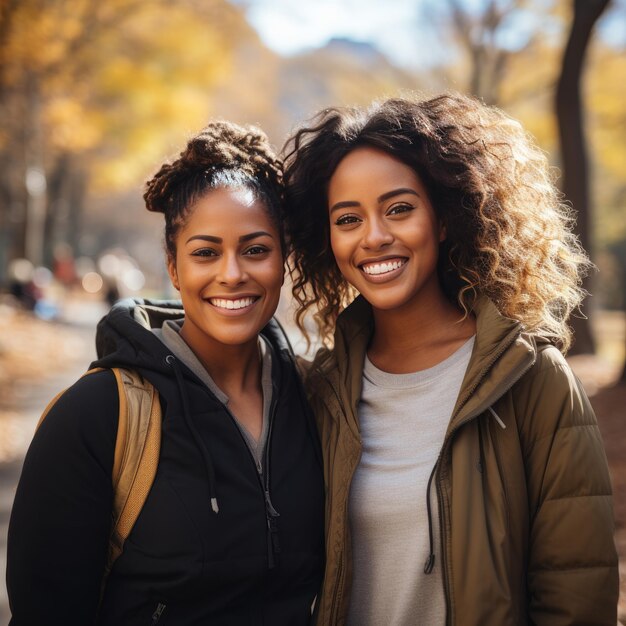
[
  {"xmin": 186, "ymin": 231, "xmax": 274, "ymax": 244},
  {"xmin": 329, "ymin": 188, "xmax": 421, "ymax": 213}
]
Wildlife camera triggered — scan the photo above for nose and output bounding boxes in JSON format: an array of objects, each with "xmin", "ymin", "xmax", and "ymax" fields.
[
  {"xmin": 217, "ymin": 252, "xmax": 247, "ymax": 286},
  {"xmin": 361, "ymin": 216, "xmax": 393, "ymax": 250}
]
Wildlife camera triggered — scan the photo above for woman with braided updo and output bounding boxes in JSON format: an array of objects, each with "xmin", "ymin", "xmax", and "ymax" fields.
[
  {"xmin": 282, "ymin": 93, "xmax": 618, "ymax": 624},
  {"xmin": 8, "ymin": 122, "xmax": 325, "ymax": 625}
]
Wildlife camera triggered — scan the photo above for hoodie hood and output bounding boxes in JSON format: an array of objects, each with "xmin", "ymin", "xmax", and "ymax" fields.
[
  {"xmin": 93, "ymin": 297, "xmax": 296, "ymax": 376},
  {"xmin": 93, "ymin": 298, "xmax": 186, "ymax": 374}
]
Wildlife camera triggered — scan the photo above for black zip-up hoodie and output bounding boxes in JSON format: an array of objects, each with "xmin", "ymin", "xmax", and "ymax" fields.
[{"xmin": 7, "ymin": 298, "xmax": 325, "ymax": 626}]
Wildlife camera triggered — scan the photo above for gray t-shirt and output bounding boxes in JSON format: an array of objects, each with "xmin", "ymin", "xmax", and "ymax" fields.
[
  {"xmin": 153, "ymin": 319, "xmax": 273, "ymax": 471},
  {"xmin": 347, "ymin": 337, "xmax": 475, "ymax": 626}
]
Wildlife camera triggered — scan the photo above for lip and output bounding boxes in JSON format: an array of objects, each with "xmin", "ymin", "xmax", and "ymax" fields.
[
  {"xmin": 358, "ymin": 256, "xmax": 408, "ymax": 283},
  {"xmin": 205, "ymin": 295, "xmax": 260, "ymax": 316}
]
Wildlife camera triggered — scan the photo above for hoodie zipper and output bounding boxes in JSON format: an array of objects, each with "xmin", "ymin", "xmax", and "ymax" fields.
[
  {"xmin": 166, "ymin": 352, "xmax": 281, "ymax": 571},
  {"xmin": 262, "ymin": 393, "xmax": 281, "ymax": 569},
  {"xmin": 222, "ymin": 393, "xmax": 281, "ymax": 569}
]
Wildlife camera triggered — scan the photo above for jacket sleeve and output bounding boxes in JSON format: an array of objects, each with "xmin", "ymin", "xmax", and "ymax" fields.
[
  {"xmin": 7, "ymin": 370, "xmax": 118, "ymax": 626},
  {"xmin": 515, "ymin": 346, "xmax": 618, "ymax": 625}
]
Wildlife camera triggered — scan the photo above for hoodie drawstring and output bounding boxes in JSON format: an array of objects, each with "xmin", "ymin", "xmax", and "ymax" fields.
[{"xmin": 166, "ymin": 354, "xmax": 219, "ymax": 514}]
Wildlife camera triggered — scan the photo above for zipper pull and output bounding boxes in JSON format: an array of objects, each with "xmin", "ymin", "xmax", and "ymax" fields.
[
  {"xmin": 264, "ymin": 489, "xmax": 281, "ymax": 569},
  {"xmin": 264, "ymin": 489, "xmax": 280, "ymax": 517},
  {"xmin": 151, "ymin": 602, "xmax": 166, "ymax": 624}
]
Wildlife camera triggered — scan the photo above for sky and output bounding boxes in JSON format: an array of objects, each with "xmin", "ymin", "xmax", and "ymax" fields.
[
  {"xmin": 234, "ymin": 0, "xmax": 626, "ymax": 68},
  {"xmin": 235, "ymin": 0, "xmax": 439, "ymax": 68}
]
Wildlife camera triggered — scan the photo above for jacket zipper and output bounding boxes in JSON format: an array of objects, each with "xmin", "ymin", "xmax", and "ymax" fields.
[
  {"xmin": 329, "ymin": 390, "xmax": 362, "ymax": 624},
  {"xmin": 435, "ymin": 341, "xmax": 536, "ymax": 625},
  {"xmin": 151, "ymin": 602, "xmax": 166, "ymax": 625},
  {"xmin": 330, "ymin": 554, "xmax": 345, "ymax": 624}
]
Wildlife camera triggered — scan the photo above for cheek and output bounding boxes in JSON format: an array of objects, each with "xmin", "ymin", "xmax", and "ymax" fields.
[
  {"xmin": 262, "ymin": 258, "xmax": 286, "ymax": 295},
  {"xmin": 329, "ymin": 230, "xmax": 349, "ymax": 265}
]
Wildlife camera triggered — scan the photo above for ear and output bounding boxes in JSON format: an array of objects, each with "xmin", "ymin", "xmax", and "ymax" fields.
[{"xmin": 167, "ymin": 257, "xmax": 180, "ymax": 291}]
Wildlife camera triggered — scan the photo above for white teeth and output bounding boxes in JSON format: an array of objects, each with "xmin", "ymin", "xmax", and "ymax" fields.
[
  {"xmin": 362, "ymin": 260, "xmax": 405, "ymax": 275},
  {"xmin": 209, "ymin": 297, "xmax": 256, "ymax": 310}
]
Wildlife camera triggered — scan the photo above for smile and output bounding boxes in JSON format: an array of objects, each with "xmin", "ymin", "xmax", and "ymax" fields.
[
  {"xmin": 208, "ymin": 297, "xmax": 258, "ymax": 310},
  {"xmin": 360, "ymin": 258, "xmax": 407, "ymax": 276}
]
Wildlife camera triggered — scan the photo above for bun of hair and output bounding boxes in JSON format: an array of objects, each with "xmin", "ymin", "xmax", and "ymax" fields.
[
  {"xmin": 144, "ymin": 120, "xmax": 282, "ymax": 215},
  {"xmin": 183, "ymin": 122, "xmax": 270, "ymax": 172}
]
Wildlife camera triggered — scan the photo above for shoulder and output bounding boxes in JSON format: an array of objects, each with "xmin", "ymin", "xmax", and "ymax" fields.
[
  {"xmin": 517, "ymin": 342, "xmax": 587, "ymax": 403},
  {"xmin": 300, "ymin": 347, "xmax": 339, "ymax": 395},
  {"xmin": 35, "ymin": 369, "xmax": 119, "ymax": 461},
  {"xmin": 512, "ymin": 340, "xmax": 596, "ymax": 442}
]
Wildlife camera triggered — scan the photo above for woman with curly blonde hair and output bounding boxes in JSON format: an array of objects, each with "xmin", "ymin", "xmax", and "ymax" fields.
[{"xmin": 283, "ymin": 93, "xmax": 618, "ymax": 625}]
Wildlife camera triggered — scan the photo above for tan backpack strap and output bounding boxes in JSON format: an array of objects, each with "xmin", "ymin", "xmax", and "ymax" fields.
[{"xmin": 106, "ymin": 367, "xmax": 161, "ymax": 572}]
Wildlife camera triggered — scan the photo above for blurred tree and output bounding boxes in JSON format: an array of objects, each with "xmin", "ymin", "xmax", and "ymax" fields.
[
  {"xmin": 555, "ymin": 0, "xmax": 611, "ymax": 354},
  {"xmin": 0, "ymin": 0, "xmax": 248, "ymax": 276},
  {"xmin": 430, "ymin": 0, "xmax": 556, "ymax": 105},
  {"xmin": 587, "ymin": 40, "xmax": 626, "ymax": 380},
  {"xmin": 446, "ymin": 0, "xmax": 519, "ymax": 103}
]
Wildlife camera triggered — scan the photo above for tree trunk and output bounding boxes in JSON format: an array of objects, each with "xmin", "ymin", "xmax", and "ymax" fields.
[{"xmin": 555, "ymin": 0, "xmax": 611, "ymax": 354}]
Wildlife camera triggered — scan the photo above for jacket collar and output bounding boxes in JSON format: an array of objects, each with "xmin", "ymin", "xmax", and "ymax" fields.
[{"xmin": 323, "ymin": 295, "xmax": 538, "ymax": 433}]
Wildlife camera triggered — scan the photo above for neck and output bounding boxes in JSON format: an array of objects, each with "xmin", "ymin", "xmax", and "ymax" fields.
[
  {"xmin": 367, "ymin": 286, "xmax": 476, "ymax": 373},
  {"xmin": 181, "ymin": 328, "xmax": 262, "ymax": 395}
]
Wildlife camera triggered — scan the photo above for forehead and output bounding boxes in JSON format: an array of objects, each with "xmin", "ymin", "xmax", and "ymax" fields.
[
  {"xmin": 182, "ymin": 186, "xmax": 276, "ymax": 235},
  {"xmin": 329, "ymin": 146, "xmax": 425, "ymax": 198}
]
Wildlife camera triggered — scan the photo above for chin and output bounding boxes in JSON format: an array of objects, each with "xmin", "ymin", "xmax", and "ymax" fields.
[
  {"xmin": 357, "ymin": 288, "xmax": 412, "ymax": 312},
  {"xmin": 212, "ymin": 329, "xmax": 262, "ymax": 346},
  {"xmin": 365, "ymin": 298, "xmax": 408, "ymax": 312}
]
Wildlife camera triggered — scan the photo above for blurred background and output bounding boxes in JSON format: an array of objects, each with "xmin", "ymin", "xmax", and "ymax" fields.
[{"xmin": 0, "ymin": 0, "xmax": 624, "ymax": 622}]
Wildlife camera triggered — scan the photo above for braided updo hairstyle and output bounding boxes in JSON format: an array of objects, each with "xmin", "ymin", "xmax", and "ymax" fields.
[{"xmin": 144, "ymin": 121, "xmax": 284, "ymax": 261}]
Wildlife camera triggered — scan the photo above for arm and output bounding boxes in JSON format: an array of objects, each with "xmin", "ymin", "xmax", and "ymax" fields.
[
  {"xmin": 7, "ymin": 370, "xmax": 118, "ymax": 626},
  {"xmin": 516, "ymin": 347, "xmax": 618, "ymax": 625}
]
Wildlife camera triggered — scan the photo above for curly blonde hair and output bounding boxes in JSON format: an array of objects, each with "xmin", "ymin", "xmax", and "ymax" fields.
[
  {"xmin": 145, "ymin": 121, "xmax": 284, "ymax": 260},
  {"xmin": 282, "ymin": 93, "xmax": 591, "ymax": 352}
]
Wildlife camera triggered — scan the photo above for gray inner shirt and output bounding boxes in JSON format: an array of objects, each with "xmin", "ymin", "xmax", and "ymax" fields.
[
  {"xmin": 153, "ymin": 319, "xmax": 273, "ymax": 472},
  {"xmin": 347, "ymin": 336, "xmax": 475, "ymax": 626}
]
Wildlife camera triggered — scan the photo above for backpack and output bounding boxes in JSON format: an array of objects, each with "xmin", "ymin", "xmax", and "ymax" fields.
[{"xmin": 37, "ymin": 367, "xmax": 161, "ymax": 576}]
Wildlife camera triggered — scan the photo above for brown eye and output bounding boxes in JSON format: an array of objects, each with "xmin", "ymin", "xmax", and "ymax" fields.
[
  {"xmin": 191, "ymin": 248, "xmax": 218, "ymax": 257},
  {"xmin": 244, "ymin": 245, "xmax": 270, "ymax": 256},
  {"xmin": 387, "ymin": 203, "xmax": 414, "ymax": 216},
  {"xmin": 335, "ymin": 214, "xmax": 361, "ymax": 226}
]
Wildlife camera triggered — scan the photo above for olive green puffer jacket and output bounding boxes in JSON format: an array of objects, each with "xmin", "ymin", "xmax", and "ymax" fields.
[{"xmin": 305, "ymin": 296, "xmax": 618, "ymax": 625}]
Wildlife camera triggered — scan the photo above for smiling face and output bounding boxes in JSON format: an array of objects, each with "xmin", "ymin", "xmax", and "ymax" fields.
[
  {"xmin": 167, "ymin": 186, "xmax": 284, "ymax": 354},
  {"xmin": 328, "ymin": 146, "xmax": 446, "ymax": 315}
]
